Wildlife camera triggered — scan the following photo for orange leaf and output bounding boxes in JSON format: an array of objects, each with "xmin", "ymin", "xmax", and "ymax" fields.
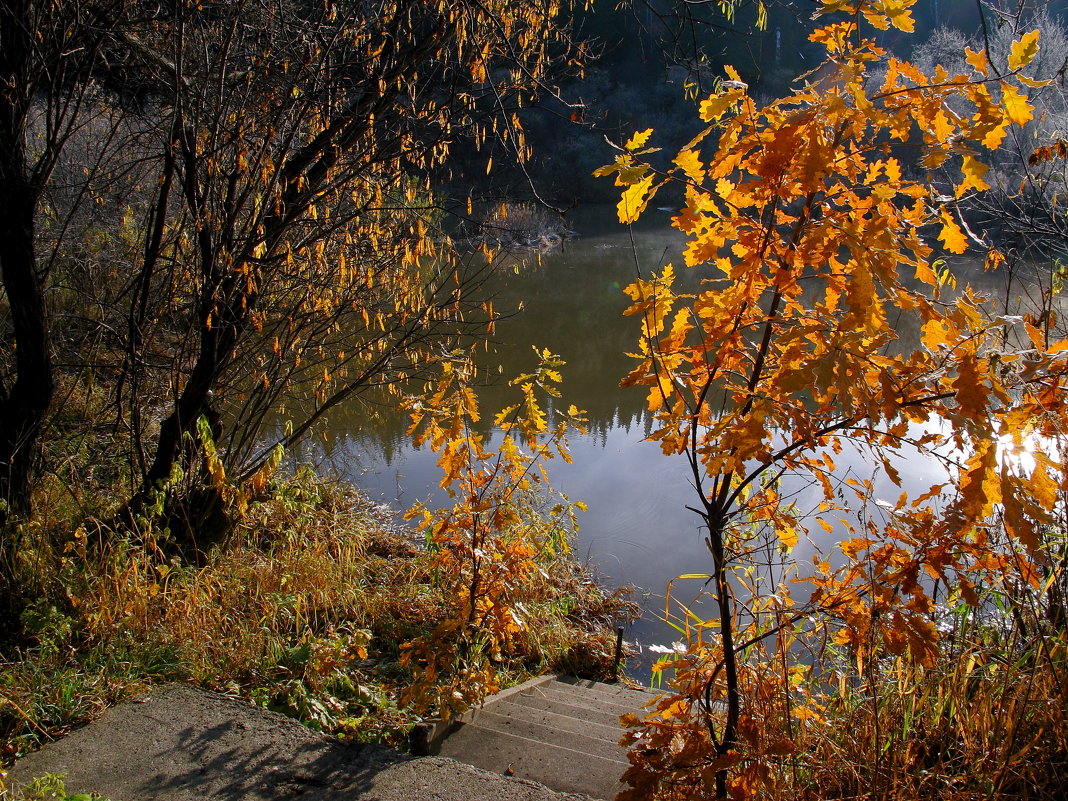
[
  {"xmin": 952, "ymin": 353, "xmax": 988, "ymax": 420},
  {"xmin": 965, "ymin": 46, "xmax": 989, "ymax": 75},
  {"xmin": 1030, "ymin": 462, "xmax": 1059, "ymax": 511},
  {"xmin": 959, "ymin": 438, "xmax": 1002, "ymax": 521},
  {"xmin": 938, "ymin": 211, "xmax": 968, "ymax": 254},
  {"xmin": 764, "ymin": 738, "xmax": 796, "ymax": 756}
]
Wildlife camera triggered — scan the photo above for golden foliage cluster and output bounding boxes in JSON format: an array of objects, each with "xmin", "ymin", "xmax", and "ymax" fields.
[
  {"xmin": 399, "ymin": 351, "xmax": 593, "ymax": 717},
  {"xmin": 599, "ymin": 0, "xmax": 1068, "ymax": 797}
]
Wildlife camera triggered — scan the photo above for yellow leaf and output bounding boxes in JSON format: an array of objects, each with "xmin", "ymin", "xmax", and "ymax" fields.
[
  {"xmin": 1008, "ymin": 29, "xmax": 1040, "ymax": 72},
  {"xmin": 1001, "ymin": 84, "xmax": 1034, "ymax": 126},
  {"xmin": 938, "ymin": 211, "xmax": 968, "ymax": 254},
  {"xmin": 618, "ymin": 174, "xmax": 658, "ymax": 224},
  {"xmin": 777, "ymin": 523, "xmax": 799, "ymax": 550},
  {"xmin": 792, "ymin": 704, "xmax": 824, "ymax": 722},
  {"xmin": 965, "ymin": 46, "xmax": 989, "ymax": 75},
  {"xmin": 886, "ymin": 0, "xmax": 916, "ymax": 31},
  {"xmin": 863, "ymin": 0, "xmax": 914, "ymax": 32},
  {"xmin": 699, "ymin": 93, "xmax": 736, "ymax": 123},
  {"xmin": 613, "ymin": 163, "xmax": 651, "ymax": 186},
  {"xmin": 957, "ymin": 155, "xmax": 990, "ymax": 197},
  {"xmin": 674, "ymin": 149, "xmax": 704, "ymax": 183},
  {"xmin": 1016, "ymin": 73, "xmax": 1053, "ymax": 88},
  {"xmin": 625, "ymin": 128, "xmax": 654, "ymax": 151}
]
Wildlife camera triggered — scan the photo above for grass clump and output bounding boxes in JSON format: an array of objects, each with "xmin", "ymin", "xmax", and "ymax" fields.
[{"xmin": 5, "ymin": 773, "xmax": 110, "ymax": 800}]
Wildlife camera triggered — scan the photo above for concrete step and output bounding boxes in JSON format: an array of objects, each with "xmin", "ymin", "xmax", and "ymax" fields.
[
  {"xmin": 437, "ymin": 721, "xmax": 630, "ymax": 800},
  {"xmin": 554, "ymin": 676, "xmax": 657, "ymax": 710},
  {"xmin": 460, "ymin": 708, "xmax": 628, "ymax": 762},
  {"xmin": 435, "ymin": 675, "xmax": 655, "ymax": 800},
  {"xmin": 489, "ymin": 697, "xmax": 624, "ymax": 743},
  {"xmin": 529, "ymin": 681, "xmax": 651, "ymax": 718},
  {"xmin": 493, "ymin": 689, "xmax": 628, "ymax": 729}
]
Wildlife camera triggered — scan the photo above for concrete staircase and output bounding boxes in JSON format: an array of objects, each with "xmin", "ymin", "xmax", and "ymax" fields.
[{"xmin": 427, "ymin": 674, "xmax": 655, "ymax": 800}]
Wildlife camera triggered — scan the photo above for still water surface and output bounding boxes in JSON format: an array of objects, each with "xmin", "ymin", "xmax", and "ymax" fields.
[{"xmin": 305, "ymin": 206, "xmax": 993, "ymax": 679}]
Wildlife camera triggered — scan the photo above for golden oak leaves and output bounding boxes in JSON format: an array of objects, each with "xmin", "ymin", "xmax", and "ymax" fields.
[
  {"xmin": 965, "ymin": 45, "xmax": 990, "ymax": 75},
  {"xmin": 674, "ymin": 149, "xmax": 705, "ymax": 184},
  {"xmin": 401, "ymin": 353, "xmax": 586, "ymax": 717},
  {"xmin": 618, "ymin": 174, "xmax": 658, "ymax": 224},
  {"xmin": 624, "ymin": 128, "xmax": 654, "ymax": 150},
  {"xmin": 958, "ymin": 155, "xmax": 990, "ymax": 196},
  {"xmin": 958, "ymin": 437, "xmax": 1002, "ymax": 521},
  {"xmin": 601, "ymin": 5, "xmax": 1068, "ymax": 796},
  {"xmin": 938, "ymin": 210, "xmax": 969, "ymax": 254},
  {"xmin": 1001, "ymin": 84, "xmax": 1035, "ymax": 127},
  {"xmin": 856, "ymin": 0, "xmax": 916, "ymax": 32}
]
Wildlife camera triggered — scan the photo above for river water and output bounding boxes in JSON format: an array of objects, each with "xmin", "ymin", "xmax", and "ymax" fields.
[{"xmin": 302, "ymin": 205, "xmax": 1024, "ymax": 679}]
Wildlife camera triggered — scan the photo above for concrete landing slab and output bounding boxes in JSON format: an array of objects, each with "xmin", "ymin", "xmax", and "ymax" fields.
[{"xmin": 437, "ymin": 724, "xmax": 629, "ymax": 800}]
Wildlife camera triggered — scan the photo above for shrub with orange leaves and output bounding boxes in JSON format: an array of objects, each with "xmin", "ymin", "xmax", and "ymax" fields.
[{"xmin": 399, "ymin": 350, "xmax": 591, "ymax": 718}]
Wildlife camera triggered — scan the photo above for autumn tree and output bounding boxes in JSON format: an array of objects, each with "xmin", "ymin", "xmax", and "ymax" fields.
[
  {"xmin": 0, "ymin": 0, "xmax": 584, "ymax": 539},
  {"xmin": 0, "ymin": 0, "xmax": 589, "ymax": 645},
  {"xmin": 915, "ymin": 7, "xmax": 1068, "ymax": 352},
  {"xmin": 598, "ymin": 1, "xmax": 1067, "ymax": 797},
  {"xmin": 0, "ymin": 0, "xmax": 142, "ymax": 637},
  {"xmin": 101, "ymin": 0, "xmax": 589, "ymax": 553}
]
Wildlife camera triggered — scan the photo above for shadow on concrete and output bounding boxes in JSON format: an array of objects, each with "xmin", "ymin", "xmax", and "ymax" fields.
[{"xmin": 9, "ymin": 684, "xmax": 407, "ymax": 801}]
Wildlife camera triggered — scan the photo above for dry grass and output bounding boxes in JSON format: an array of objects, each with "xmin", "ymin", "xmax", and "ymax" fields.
[
  {"xmin": 796, "ymin": 623, "xmax": 1068, "ymax": 801},
  {"xmin": 1, "ymin": 468, "xmax": 631, "ymax": 765}
]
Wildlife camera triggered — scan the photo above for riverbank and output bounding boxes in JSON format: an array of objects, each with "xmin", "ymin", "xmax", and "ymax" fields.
[{"xmin": 0, "ymin": 468, "xmax": 635, "ymax": 772}]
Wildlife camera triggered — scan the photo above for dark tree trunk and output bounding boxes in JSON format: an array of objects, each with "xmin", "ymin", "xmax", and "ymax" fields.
[
  {"xmin": 0, "ymin": 0, "xmax": 55, "ymax": 641},
  {"xmin": 0, "ymin": 183, "xmax": 51, "ymax": 524},
  {"xmin": 707, "ymin": 520, "xmax": 739, "ymax": 801},
  {"xmin": 122, "ymin": 287, "xmax": 241, "ymax": 559}
]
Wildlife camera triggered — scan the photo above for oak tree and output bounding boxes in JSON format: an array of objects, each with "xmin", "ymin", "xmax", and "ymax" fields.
[{"xmin": 599, "ymin": 1, "xmax": 1067, "ymax": 797}]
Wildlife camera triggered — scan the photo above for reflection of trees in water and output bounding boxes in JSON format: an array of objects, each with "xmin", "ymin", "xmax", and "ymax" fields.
[
  {"xmin": 271, "ymin": 223, "xmax": 682, "ymax": 477},
  {"xmin": 289, "ymin": 220, "xmax": 1035, "ymax": 479}
]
